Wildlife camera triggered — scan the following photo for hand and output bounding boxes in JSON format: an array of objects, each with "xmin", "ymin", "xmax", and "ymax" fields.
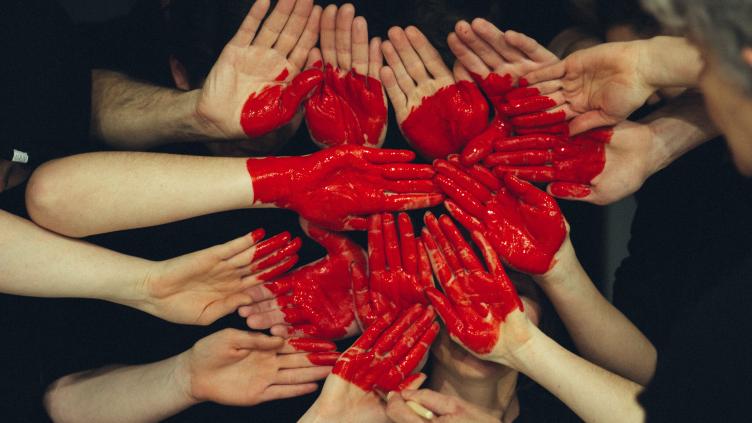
[
  {"xmin": 144, "ymin": 229, "xmax": 300, "ymax": 325},
  {"xmin": 354, "ymin": 213, "xmax": 433, "ymax": 329},
  {"xmin": 304, "ymin": 5, "xmax": 388, "ymax": 148},
  {"xmin": 176, "ymin": 329, "xmax": 338, "ymax": 407},
  {"xmin": 386, "ymin": 389, "xmax": 500, "ymax": 423},
  {"xmin": 381, "ymin": 26, "xmax": 489, "ymax": 160},
  {"xmin": 246, "ymin": 145, "xmax": 443, "ymax": 231},
  {"xmin": 523, "ymin": 41, "xmax": 656, "ymax": 135},
  {"xmin": 195, "ymin": 0, "xmax": 323, "ymax": 140},
  {"xmin": 434, "ymin": 157, "xmax": 566, "ymax": 274},
  {"xmin": 486, "ymin": 121, "xmax": 655, "ymax": 204},
  {"xmin": 448, "ymin": 19, "xmax": 570, "ymax": 165},
  {"xmin": 239, "ymin": 219, "xmax": 365, "ymax": 340},
  {"xmin": 299, "ymin": 304, "xmax": 439, "ymax": 423}
]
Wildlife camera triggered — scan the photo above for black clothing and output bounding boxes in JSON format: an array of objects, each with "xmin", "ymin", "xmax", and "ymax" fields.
[{"xmin": 639, "ymin": 252, "xmax": 752, "ymax": 422}]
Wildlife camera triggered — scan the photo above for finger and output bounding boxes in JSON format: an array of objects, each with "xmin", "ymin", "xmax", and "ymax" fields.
[
  {"xmin": 454, "ymin": 20, "xmax": 503, "ymax": 70},
  {"xmin": 319, "ymin": 4, "xmax": 338, "ymax": 65},
  {"xmin": 362, "ymin": 147, "xmax": 416, "ymax": 163},
  {"xmin": 304, "ymin": 47, "xmax": 323, "ymax": 69},
  {"xmin": 491, "ymin": 133, "xmax": 562, "ymax": 152},
  {"xmin": 438, "ymin": 215, "xmax": 483, "ymax": 271},
  {"xmin": 273, "ymin": 0, "xmax": 313, "ymax": 55},
  {"xmin": 388, "ymin": 322, "xmax": 438, "ymax": 385},
  {"xmin": 228, "ymin": 0, "xmax": 270, "ymax": 46},
  {"xmin": 398, "ymin": 213, "xmax": 418, "ymax": 275},
  {"xmin": 245, "ymin": 308, "xmax": 288, "ymax": 329},
  {"xmin": 420, "ymin": 222, "xmax": 454, "ymax": 289},
  {"xmin": 510, "ymin": 109, "xmax": 566, "ymax": 129},
  {"xmin": 470, "ymin": 18, "xmax": 523, "ymax": 63},
  {"xmin": 443, "ymin": 199, "xmax": 485, "ymax": 233},
  {"xmin": 253, "ymin": 0, "xmax": 295, "ymax": 47},
  {"xmin": 382, "ymin": 193, "xmax": 444, "ymax": 211},
  {"xmin": 216, "ymin": 228, "xmax": 265, "ymax": 260},
  {"xmin": 246, "ymin": 238, "xmax": 302, "ymax": 273},
  {"xmin": 247, "ymin": 255, "xmax": 299, "ymax": 283},
  {"xmin": 240, "ymin": 295, "xmax": 282, "ymax": 314},
  {"xmin": 434, "ymin": 174, "xmax": 486, "ymax": 220},
  {"xmin": 416, "ymin": 238, "xmax": 434, "ymax": 289},
  {"xmin": 368, "ymin": 213, "xmax": 386, "ymax": 273},
  {"xmin": 459, "ymin": 127, "xmax": 497, "ymax": 166},
  {"xmin": 397, "ymin": 372, "xmax": 427, "ymax": 392},
  {"xmin": 504, "ymin": 29, "xmax": 558, "ymax": 64},
  {"xmin": 382, "ymin": 213, "xmax": 402, "ymax": 270},
  {"xmin": 484, "ymin": 150, "xmax": 553, "ymax": 166},
  {"xmin": 256, "ymin": 383, "xmax": 319, "ymax": 403},
  {"xmin": 384, "ymin": 179, "xmax": 440, "ymax": 194},
  {"xmin": 434, "ymin": 159, "xmax": 492, "ymax": 202},
  {"xmin": 521, "ymin": 60, "xmax": 566, "ymax": 85},
  {"xmin": 447, "ymin": 32, "xmax": 489, "ymax": 79},
  {"xmin": 373, "ymin": 304, "xmax": 425, "ymax": 354},
  {"xmin": 351, "ymin": 16, "xmax": 369, "ymax": 75},
  {"xmin": 341, "ymin": 216, "xmax": 369, "ymax": 231},
  {"xmin": 388, "ymin": 27, "xmax": 430, "ymax": 83},
  {"xmin": 369, "ymin": 37, "xmax": 383, "ymax": 80},
  {"xmin": 468, "ymin": 230, "xmax": 503, "ymax": 276},
  {"xmin": 568, "ymin": 110, "xmax": 618, "ymax": 136},
  {"xmin": 229, "ymin": 329, "xmax": 285, "ymax": 350},
  {"xmin": 381, "ymin": 66, "xmax": 407, "ymax": 120},
  {"xmin": 424, "ymin": 287, "xmax": 463, "ymax": 335},
  {"xmin": 422, "ymin": 212, "xmax": 463, "ymax": 273},
  {"xmin": 493, "ymin": 165, "xmax": 555, "ymax": 182},
  {"xmin": 289, "ymin": 5, "xmax": 322, "ymax": 69},
  {"xmin": 452, "ymin": 61, "xmax": 474, "ymax": 82},
  {"xmin": 350, "ymin": 313, "xmax": 394, "ymax": 351},
  {"xmin": 499, "ymin": 93, "xmax": 560, "ymax": 117},
  {"xmin": 404, "ymin": 26, "xmax": 451, "ymax": 80},
  {"xmin": 503, "ymin": 173, "xmax": 557, "ymax": 209},
  {"xmin": 243, "ymin": 283, "xmax": 277, "ymax": 303},
  {"xmin": 381, "ymin": 163, "xmax": 435, "ymax": 180},
  {"xmin": 284, "ymin": 338, "xmax": 337, "ymax": 353},
  {"xmin": 400, "ymin": 388, "xmax": 461, "ymax": 416},
  {"xmin": 335, "ymin": 3, "xmax": 355, "ymax": 70},
  {"xmin": 300, "ymin": 218, "xmax": 354, "ymax": 256},
  {"xmin": 548, "ymin": 182, "xmax": 592, "ymax": 200},
  {"xmin": 448, "ymin": 155, "xmax": 501, "ymax": 191},
  {"xmin": 279, "ymin": 68, "xmax": 325, "ymax": 109},
  {"xmin": 200, "ymin": 292, "xmax": 253, "ymax": 324},
  {"xmin": 246, "ymin": 231, "xmax": 291, "ymax": 263},
  {"xmin": 381, "ymin": 40, "xmax": 417, "ymax": 96},
  {"xmin": 386, "ymin": 393, "xmax": 427, "ymax": 423},
  {"xmin": 277, "ymin": 351, "xmax": 339, "ymax": 368}
]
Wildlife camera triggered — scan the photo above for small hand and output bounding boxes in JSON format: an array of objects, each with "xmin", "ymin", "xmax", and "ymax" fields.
[
  {"xmin": 304, "ymin": 5, "xmax": 388, "ymax": 148},
  {"xmin": 196, "ymin": 0, "xmax": 323, "ymax": 140},
  {"xmin": 354, "ymin": 213, "xmax": 433, "ymax": 329},
  {"xmin": 177, "ymin": 329, "xmax": 338, "ymax": 407},
  {"xmin": 246, "ymin": 145, "xmax": 444, "ymax": 231},
  {"xmin": 145, "ymin": 229, "xmax": 300, "ymax": 325},
  {"xmin": 381, "ymin": 26, "xmax": 489, "ymax": 160},
  {"xmin": 434, "ymin": 157, "xmax": 566, "ymax": 274},
  {"xmin": 523, "ymin": 41, "xmax": 656, "ymax": 135},
  {"xmin": 299, "ymin": 304, "xmax": 439, "ymax": 423},
  {"xmin": 386, "ymin": 389, "xmax": 501, "ymax": 423},
  {"xmin": 239, "ymin": 219, "xmax": 365, "ymax": 340}
]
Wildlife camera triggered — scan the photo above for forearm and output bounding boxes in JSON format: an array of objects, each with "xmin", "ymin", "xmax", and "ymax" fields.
[
  {"xmin": 638, "ymin": 36, "xmax": 703, "ymax": 90},
  {"xmin": 91, "ymin": 70, "xmax": 214, "ymax": 149},
  {"xmin": 45, "ymin": 354, "xmax": 195, "ymax": 423},
  {"xmin": 508, "ymin": 326, "xmax": 645, "ymax": 423},
  {"xmin": 0, "ymin": 210, "xmax": 151, "ymax": 307},
  {"xmin": 26, "ymin": 151, "xmax": 253, "ymax": 237},
  {"xmin": 535, "ymin": 239, "xmax": 656, "ymax": 384},
  {"xmin": 642, "ymin": 92, "xmax": 720, "ymax": 174}
]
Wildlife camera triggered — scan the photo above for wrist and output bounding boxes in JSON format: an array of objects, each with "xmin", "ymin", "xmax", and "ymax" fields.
[
  {"xmin": 533, "ymin": 236, "xmax": 580, "ymax": 290},
  {"xmin": 640, "ymin": 37, "xmax": 702, "ymax": 89},
  {"xmin": 171, "ymin": 350, "xmax": 202, "ymax": 407},
  {"xmin": 246, "ymin": 155, "xmax": 307, "ymax": 205}
]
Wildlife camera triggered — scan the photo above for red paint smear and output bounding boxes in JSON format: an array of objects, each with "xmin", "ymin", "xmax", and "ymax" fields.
[
  {"xmin": 240, "ymin": 68, "xmax": 323, "ymax": 138},
  {"xmin": 401, "ymin": 81, "xmax": 490, "ymax": 160},
  {"xmin": 550, "ymin": 183, "xmax": 591, "ymax": 198},
  {"xmin": 307, "ymin": 352, "xmax": 340, "ymax": 366},
  {"xmin": 288, "ymin": 338, "xmax": 337, "ymax": 352},
  {"xmin": 305, "ymin": 64, "xmax": 387, "ymax": 148},
  {"xmin": 274, "ymin": 68, "xmax": 290, "ymax": 82}
]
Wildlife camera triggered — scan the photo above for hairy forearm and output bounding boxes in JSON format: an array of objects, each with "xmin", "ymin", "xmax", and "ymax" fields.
[
  {"xmin": 508, "ymin": 326, "xmax": 646, "ymax": 423},
  {"xmin": 91, "ymin": 70, "xmax": 214, "ymax": 149},
  {"xmin": 535, "ymin": 239, "xmax": 656, "ymax": 385},
  {"xmin": 639, "ymin": 36, "xmax": 703, "ymax": 90},
  {"xmin": 642, "ymin": 92, "xmax": 720, "ymax": 174},
  {"xmin": 45, "ymin": 355, "xmax": 195, "ymax": 423},
  {"xmin": 0, "ymin": 210, "xmax": 152, "ymax": 307},
  {"xmin": 26, "ymin": 151, "xmax": 253, "ymax": 237}
]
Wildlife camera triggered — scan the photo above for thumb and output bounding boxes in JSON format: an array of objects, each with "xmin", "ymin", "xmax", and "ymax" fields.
[
  {"xmin": 568, "ymin": 110, "xmax": 616, "ymax": 136},
  {"xmin": 281, "ymin": 68, "xmax": 324, "ymax": 109},
  {"xmin": 548, "ymin": 182, "xmax": 592, "ymax": 200}
]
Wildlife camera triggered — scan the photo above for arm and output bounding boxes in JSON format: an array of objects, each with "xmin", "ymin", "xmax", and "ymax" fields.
[{"xmin": 45, "ymin": 329, "xmax": 338, "ymax": 423}]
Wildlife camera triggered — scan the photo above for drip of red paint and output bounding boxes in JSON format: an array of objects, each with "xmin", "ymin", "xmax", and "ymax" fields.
[
  {"xmin": 305, "ymin": 63, "xmax": 387, "ymax": 148},
  {"xmin": 400, "ymin": 80, "xmax": 490, "ymax": 160},
  {"xmin": 240, "ymin": 68, "xmax": 323, "ymax": 138}
]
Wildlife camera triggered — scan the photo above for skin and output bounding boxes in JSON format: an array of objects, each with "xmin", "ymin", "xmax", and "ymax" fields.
[
  {"xmin": 299, "ymin": 304, "xmax": 439, "ymax": 423},
  {"xmin": 381, "ymin": 26, "xmax": 490, "ymax": 160},
  {"xmin": 239, "ymin": 219, "xmax": 365, "ymax": 340},
  {"xmin": 304, "ymin": 4, "xmax": 388, "ymax": 148},
  {"xmin": 0, "ymin": 209, "xmax": 299, "ymax": 325},
  {"xmin": 45, "ymin": 330, "xmax": 337, "ymax": 423}
]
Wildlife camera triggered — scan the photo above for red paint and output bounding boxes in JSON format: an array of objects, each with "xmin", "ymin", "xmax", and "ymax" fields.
[
  {"xmin": 332, "ymin": 304, "xmax": 438, "ymax": 392},
  {"xmin": 246, "ymin": 146, "xmax": 443, "ymax": 231},
  {"xmin": 436, "ymin": 159, "xmax": 566, "ymax": 274},
  {"xmin": 355, "ymin": 213, "xmax": 432, "ymax": 329},
  {"xmin": 241, "ymin": 231, "xmax": 302, "ymax": 281},
  {"xmin": 262, "ymin": 222, "xmax": 367, "ymax": 339},
  {"xmin": 307, "ymin": 352, "xmax": 341, "ymax": 366},
  {"xmin": 400, "ymin": 81, "xmax": 490, "ymax": 160},
  {"xmin": 549, "ymin": 183, "xmax": 591, "ymax": 198},
  {"xmin": 489, "ymin": 127, "xmax": 612, "ymax": 186},
  {"xmin": 240, "ymin": 68, "xmax": 323, "ymax": 138},
  {"xmin": 288, "ymin": 338, "xmax": 337, "ymax": 352},
  {"xmin": 275, "ymin": 68, "xmax": 290, "ymax": 82},
  {"xmin": 421, "ymin": 212, "xmax": 523, "ymax": 355},
  {"xmin": 305, "ymin": 64, "xmax": 387, "ymax": 148}
]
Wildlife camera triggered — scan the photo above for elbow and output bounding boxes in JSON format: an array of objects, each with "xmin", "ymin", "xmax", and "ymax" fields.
[
  {"xmin": 44, "ymin": 376, "xmax": 77, "ymax": 423},
  {"xmin": 26, "ymin": 160, "xmax": 88, "ymax": 238}
]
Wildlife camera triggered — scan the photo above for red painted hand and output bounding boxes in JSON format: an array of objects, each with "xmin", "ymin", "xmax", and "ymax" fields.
[
  {"xmin": 420, "ymin": 212, "xmax": 525, "ymax": 357},
  {"xmin": 354, "ymin": 213, "xmax": 433, "ymax": 329},
  {"xmin": 484, "ymin": 127, "xmax": 613, "ymax": 198},
  {"xmin": 434, "ymin": 156, "xmax": 566, "ymax": 274},
  {"xmin": 239, "ymin": 219, "xmax": 366, "ymax": 340},
  {"xmin": 304, "ymin": 6, "xmax": 387, "ymax": 148},
  {"xmin": 246, "ymin": 146, "xmax": 444, "ymax": 231},
  {"xmin": 333, "ymin": 303, "xmax": 439, "ymax": 392}
]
